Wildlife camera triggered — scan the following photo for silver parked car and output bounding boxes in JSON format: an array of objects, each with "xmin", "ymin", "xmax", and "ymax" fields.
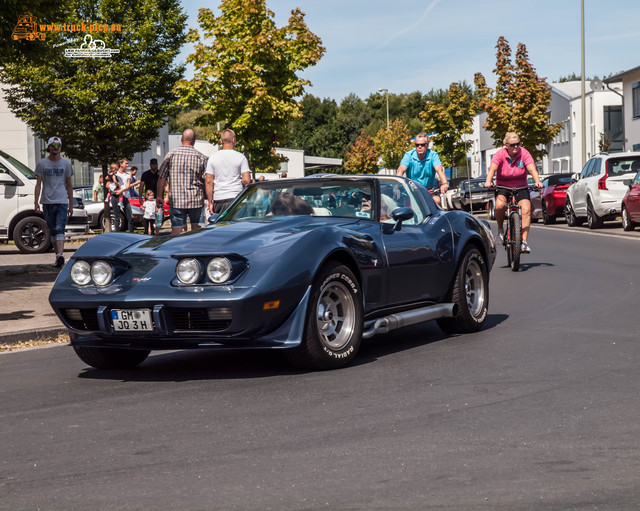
[{"xmin": 74, "ymin": 185, "xmax": 143, "ymax": 231}]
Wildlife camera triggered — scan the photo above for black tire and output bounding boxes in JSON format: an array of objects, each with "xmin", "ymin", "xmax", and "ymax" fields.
[
  {"xmin": 96, "ymin": 212, "xmax": 104, "ymax": 231},
  {"xmin": 488, "ymin": 200, "xmax": 496, "ymax": 220},
  {"xmin": 13, "ymin": 216, "xmax": 52, "ymax": 254},
  {"xmin": 509, "ymin": 212, "xmax": 521, "ymax": 272},
  {"xmin": 437, "ymin": 248, "xmax": 489, "ymax": 334},
  {"xmin": 542, "ymin": 202, "xmax": 556, "ymax": 224},
  {"xmin": 622, "ymin": 206, "xmax": 635, "ymax": 231},
  {"xmin": 587, "ymin": 199, "xmax": 603, "ymax": 229},
  {"xmin": 564, "ymin": 198, "xmax": 583, "ymax": 227},
  {"xmin": 73, "ymin": 346, "xmax": 150, "ymax": 369},
  {"xmin": 284, "ymin": 262, "xmax": 363, "ymax": 370}
]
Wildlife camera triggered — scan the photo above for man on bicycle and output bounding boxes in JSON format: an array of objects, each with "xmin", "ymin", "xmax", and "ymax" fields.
[
  {"xmin": 396, "ymin": 132, "xmax": 449, "ymax": 206},
  {"xmin": 484, "ymin": 132, "xmax": 543, "ymax": 254}
]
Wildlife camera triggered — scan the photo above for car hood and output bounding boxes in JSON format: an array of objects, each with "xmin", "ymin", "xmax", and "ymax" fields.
[{"xmin": 76, "ymin": 216, "xmax": 361, "ymax": 260}]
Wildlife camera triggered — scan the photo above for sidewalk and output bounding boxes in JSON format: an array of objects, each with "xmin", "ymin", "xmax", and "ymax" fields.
[{"xmin": 0, "ymin": 237, "xmax": 89, "ymax": 344}]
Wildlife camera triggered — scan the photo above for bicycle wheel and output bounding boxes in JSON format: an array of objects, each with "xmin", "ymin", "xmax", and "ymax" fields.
[
  {"xmin": 509, "ymin": 212, "xmax": 522, "ymax": 272},
  {"xmin": 505, "ymin": 220, "xmax": 513, "ymax": 268}
]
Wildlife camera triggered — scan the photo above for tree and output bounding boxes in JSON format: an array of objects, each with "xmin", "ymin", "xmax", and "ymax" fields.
[
  {"xmin": 1, "ymin": 0, "xmax": 186, "ymax": 169},
  {"xmin": 420, "ymin": 82, "xmax": 476, "ymax": 170},
  {"xmin": 372, "ymin": 119, "xmax": 410, "ymax": 171},
  {"xmin": 474, "ymin": 36, "xmax": 562, "ymax": 160},
  {"xmin": 2, "ymin": 0, "xmax": 69, "ymax": 63},
  {"xmin": 1, "ymin": 0, "xmax": 186, "ymax": 229},
  {"xmin": 344, "ymin": 130, "xmax": 378, "ymax": 174},
  {"xmin": 176, "ymin": 0, "xmax": 325, "ymax": 174},
  {"xmin": 288, "ymin": 95, "xmax": 343, "ymax": 159}
]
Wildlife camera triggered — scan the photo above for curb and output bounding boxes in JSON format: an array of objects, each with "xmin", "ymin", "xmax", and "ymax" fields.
[{"xmin": 0, "ymin": 326, "xmax": 68, "ymax": 346}]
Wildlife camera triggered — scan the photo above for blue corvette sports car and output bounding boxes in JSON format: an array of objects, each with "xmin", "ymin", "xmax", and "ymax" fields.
[{"xmin": 49, "ymin": 175, "xmax": 496, "ymax": 370}]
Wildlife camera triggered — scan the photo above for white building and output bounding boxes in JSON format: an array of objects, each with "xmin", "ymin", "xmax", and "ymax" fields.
[
  {"xmin": 604, "ymin": 66, "xmax": 640, "ymax": 152},
  {"xmin": 548, "ymin": 81, "xmax": 622, "ymax": 174}
]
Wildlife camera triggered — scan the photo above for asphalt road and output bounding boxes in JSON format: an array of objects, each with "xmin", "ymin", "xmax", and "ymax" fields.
[{"xmin": 1, "ymin": 220, "xmax": 640, "ymax": 510}]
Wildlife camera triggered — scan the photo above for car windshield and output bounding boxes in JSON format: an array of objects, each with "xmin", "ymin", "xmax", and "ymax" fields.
[
  {"xmin": 462, "ymin": 180, "xmax": 486, "ymax": 191},
  {"xmin": 0, "ymin": 150, "xmax": 36, "ymax": 179},
  {"xmin": 607, "ymin": 157, "xmax": 640, "ymax": 177},
  {"xmin": 219, "ymin": 181, "xmax": 377, "ymax": 222}
]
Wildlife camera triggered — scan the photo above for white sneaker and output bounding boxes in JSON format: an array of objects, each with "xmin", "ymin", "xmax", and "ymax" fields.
[
  {"xmin": 498, "ymin": 229, "xmax": 504, "ymax": 244},
  {"xmin": 521, "ymin": 241, "xmax": 531, "ymax": 254}
]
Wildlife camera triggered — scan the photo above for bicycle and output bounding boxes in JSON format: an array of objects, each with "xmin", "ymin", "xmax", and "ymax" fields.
[{"xmin": 490, "ymin": 185, "xmax": 534, "ymax": 272}]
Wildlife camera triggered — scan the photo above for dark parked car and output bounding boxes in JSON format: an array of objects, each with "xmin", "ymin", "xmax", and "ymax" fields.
[
  {"xmin": 622, "ymin": 170, "xmax": 640, "ymax": 231},
  {"xmin": 458, "ymin": 178, "xmax": 493, "ymax": 212},
  {"xmin": 50, "ymin": 175, "xmax": 496, "ymax": 371},
  {"xmin": 540, "ymin": 173, "xmax": 573, "ymax": 224}
]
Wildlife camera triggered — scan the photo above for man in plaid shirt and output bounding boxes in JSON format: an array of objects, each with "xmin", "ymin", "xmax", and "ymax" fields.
[{"xmin": 157, "ymin": 129, "xmax": 208, "ymax": 235}]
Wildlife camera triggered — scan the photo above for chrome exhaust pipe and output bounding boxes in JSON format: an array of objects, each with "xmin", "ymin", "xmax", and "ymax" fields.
[{"xmin": 362, "ymin": 303, "xmax": 457, "ymax": 339}]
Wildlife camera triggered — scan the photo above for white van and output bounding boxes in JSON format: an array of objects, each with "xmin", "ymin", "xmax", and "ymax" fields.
[{"xmin": 0, "ymin": 149, "xmax": 89, "ymax": 253}]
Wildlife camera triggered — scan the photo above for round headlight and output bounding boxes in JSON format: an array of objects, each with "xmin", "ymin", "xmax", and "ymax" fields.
[
  {"xmin": 70, "ymin": 260, "xmax": 91, "ymax": 286},
  {"xmin": 176, "ymin": 258, "xmax": 201, "ymax": 284},
  {"xmin": 91, "ymin": 260, "xmax": 113, "ymax": 286},
  {"xmin": 207, "ymin": 257, "xmax": 232, "ymax": 284}
]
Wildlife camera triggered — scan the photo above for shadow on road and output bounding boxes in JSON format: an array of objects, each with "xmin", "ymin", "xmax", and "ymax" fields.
[
  {"xmin": 499, "ymin": 261, "xmax": 555, "ymax": 272},
  {"xmin": 76, "ymin": 316, "xmax": 509, "ymax": 382}
]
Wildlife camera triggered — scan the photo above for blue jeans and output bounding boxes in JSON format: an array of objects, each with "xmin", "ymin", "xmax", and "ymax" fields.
[
  {"xmin": 43, "ymin": 203, "xmax": 68, "ymax": 242},
  {"xmin": 111, "ymin": 195, "xmax": 134, "ymax": 232}
]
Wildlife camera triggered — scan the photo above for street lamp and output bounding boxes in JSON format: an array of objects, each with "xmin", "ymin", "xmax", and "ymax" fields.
[{"xmin": 378, "ymin": 88, "xmax": 389, "ymax": 128}]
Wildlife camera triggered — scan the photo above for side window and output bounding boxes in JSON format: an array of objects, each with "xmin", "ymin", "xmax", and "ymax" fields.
[
  {"xmin": 379, "ymin": 179, "xmax": 426, "ymax": 225},
  {"xmin": 590, "ymin": 158, "xmax": 602, "ymax": 177},
  {"xmin": 580, "ymin": 159, "xmax": 593, "ymax": 179},
  {"xmin": 634, "ymin": 172, "xmax": 640, "ymax": 186}
]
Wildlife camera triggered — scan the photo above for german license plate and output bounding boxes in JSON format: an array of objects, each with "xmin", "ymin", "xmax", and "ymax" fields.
[{"xmin": 111, "ymin": 309, "xmax": 153, "ymax": 332}]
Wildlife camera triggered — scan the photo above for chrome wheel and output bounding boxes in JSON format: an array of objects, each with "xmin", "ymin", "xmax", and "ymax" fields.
[
  {"xmin": 464, "ymin": 258, "xmax": 486, "ymax": 318},
  {"xmin": 315, "ymin": 280, "xmax": 356, "ymax": 351}
]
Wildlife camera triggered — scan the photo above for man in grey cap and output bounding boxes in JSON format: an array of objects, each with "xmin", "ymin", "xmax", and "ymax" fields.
[{"xmin": 34, "ymin": 136, "xmax": 74, "ymax": 267}]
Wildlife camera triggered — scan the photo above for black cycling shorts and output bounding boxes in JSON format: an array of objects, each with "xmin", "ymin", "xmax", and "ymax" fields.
[{"xmin": 495, "ymin": 186, "xmax": 530, "ymax": 203}]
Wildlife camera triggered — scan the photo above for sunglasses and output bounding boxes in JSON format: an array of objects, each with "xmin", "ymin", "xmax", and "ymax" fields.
[
  {"xmin": 51, "ymin": 143, "xmax": 61, "ymax": 148},
  {"xmin": 508, "ymin": 142, "xmax": 521, "ymax": 148},
  {"xmin": 415, "ymin": 143, "xmax": 427, "ymax": 147}
]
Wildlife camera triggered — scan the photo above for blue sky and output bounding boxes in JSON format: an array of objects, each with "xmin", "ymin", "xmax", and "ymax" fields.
[{"xmin": 179, "ymin": 0, "xmax": 639, "ymax": 102}]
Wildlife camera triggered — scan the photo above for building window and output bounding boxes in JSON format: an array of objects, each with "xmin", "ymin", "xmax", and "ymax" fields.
[
  {"xmin": 604, "ymin": 105, "xmax": 623, "ymax": 152},
  {"xmin": 633, "ymin": 82, "xmax": 640, "ymax": 118}
]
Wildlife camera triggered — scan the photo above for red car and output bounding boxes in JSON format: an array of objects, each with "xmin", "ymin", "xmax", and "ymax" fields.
[
  {"xmin": 541, "ymin": 173, "xmax": 574, "ymax": 224},
  {"xmin": 128, "ymin": 188, "xmax": 170, "ymax": 225},
  {"xmin": 621, "ymin": 170, "xmax": 640, "ymax": 231}
]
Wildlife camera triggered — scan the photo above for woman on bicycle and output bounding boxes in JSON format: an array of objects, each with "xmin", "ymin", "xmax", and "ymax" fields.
[{"xmin": 484, "ymin": 132, "xmax": 543, "ymax": 254}]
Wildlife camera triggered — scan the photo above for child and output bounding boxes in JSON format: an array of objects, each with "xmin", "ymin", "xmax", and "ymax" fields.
[{"xmin": 142, "ymin": 189, "xmax": 157, "ymax": 235}]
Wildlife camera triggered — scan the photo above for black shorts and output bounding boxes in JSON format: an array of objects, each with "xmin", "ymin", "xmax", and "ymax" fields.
[{"xmin": 496, "ymin": 187, "xmax": 530, "ymax": 203}]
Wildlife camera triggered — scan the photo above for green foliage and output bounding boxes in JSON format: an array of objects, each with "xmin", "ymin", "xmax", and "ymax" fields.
[
  {"xmin": 344, "ymin": 130, "xmax": 378, "ymax": 174},
  {"xmin": 2, "ymin": 0, "xmax": 71, "ymax": 63},
  {"xmin": 474, "ymin": 36, "xmax": 562, "ymax": 160},
  {"xmin": 169, "ymin": 107, "xmax": 217, "ymax": 141},
  {"xmin": 0, "ymin": 0, "xmax": 187, "ymax": 169},
  {"xmin": 372, "ymin": 119, "xmax": 410, "ymax": 171},
  {"xmin": 420, "ymin": 82, "xmax": 475, "ymax": 169},
  {"xmin": 176, "ymin": 0, "xmax": 325, "ymax": 173}
]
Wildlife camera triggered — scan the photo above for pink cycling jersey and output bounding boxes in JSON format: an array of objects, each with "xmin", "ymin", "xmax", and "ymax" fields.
[{"xmin": 491, "ymin": 147, "xmax": 534, "ymax": 187}]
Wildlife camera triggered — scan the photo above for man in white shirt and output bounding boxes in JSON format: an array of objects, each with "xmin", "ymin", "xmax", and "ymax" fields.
[{"xmin": 205, "ymin": 129, "xmax": 251, "ymax": 215}]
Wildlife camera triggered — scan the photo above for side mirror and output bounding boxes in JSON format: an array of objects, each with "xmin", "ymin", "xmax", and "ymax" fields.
[
  {"xmin": 391, "ymin": 207, "xmax": 414, "ymax": 231},
  {"xmin": 207, "ymin": 213, "xmax": 220, "ymax": 224},
  {"xmin": 623, "ymin": 179, "xmax": 633, "ymax": 188},
  {"xmin": 0, "ymin": 173, "xmax": 17, "ymax": 185},
  {"xmin": 572, "ymin": 172, "xmax": 580, "ymax": 182}
]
